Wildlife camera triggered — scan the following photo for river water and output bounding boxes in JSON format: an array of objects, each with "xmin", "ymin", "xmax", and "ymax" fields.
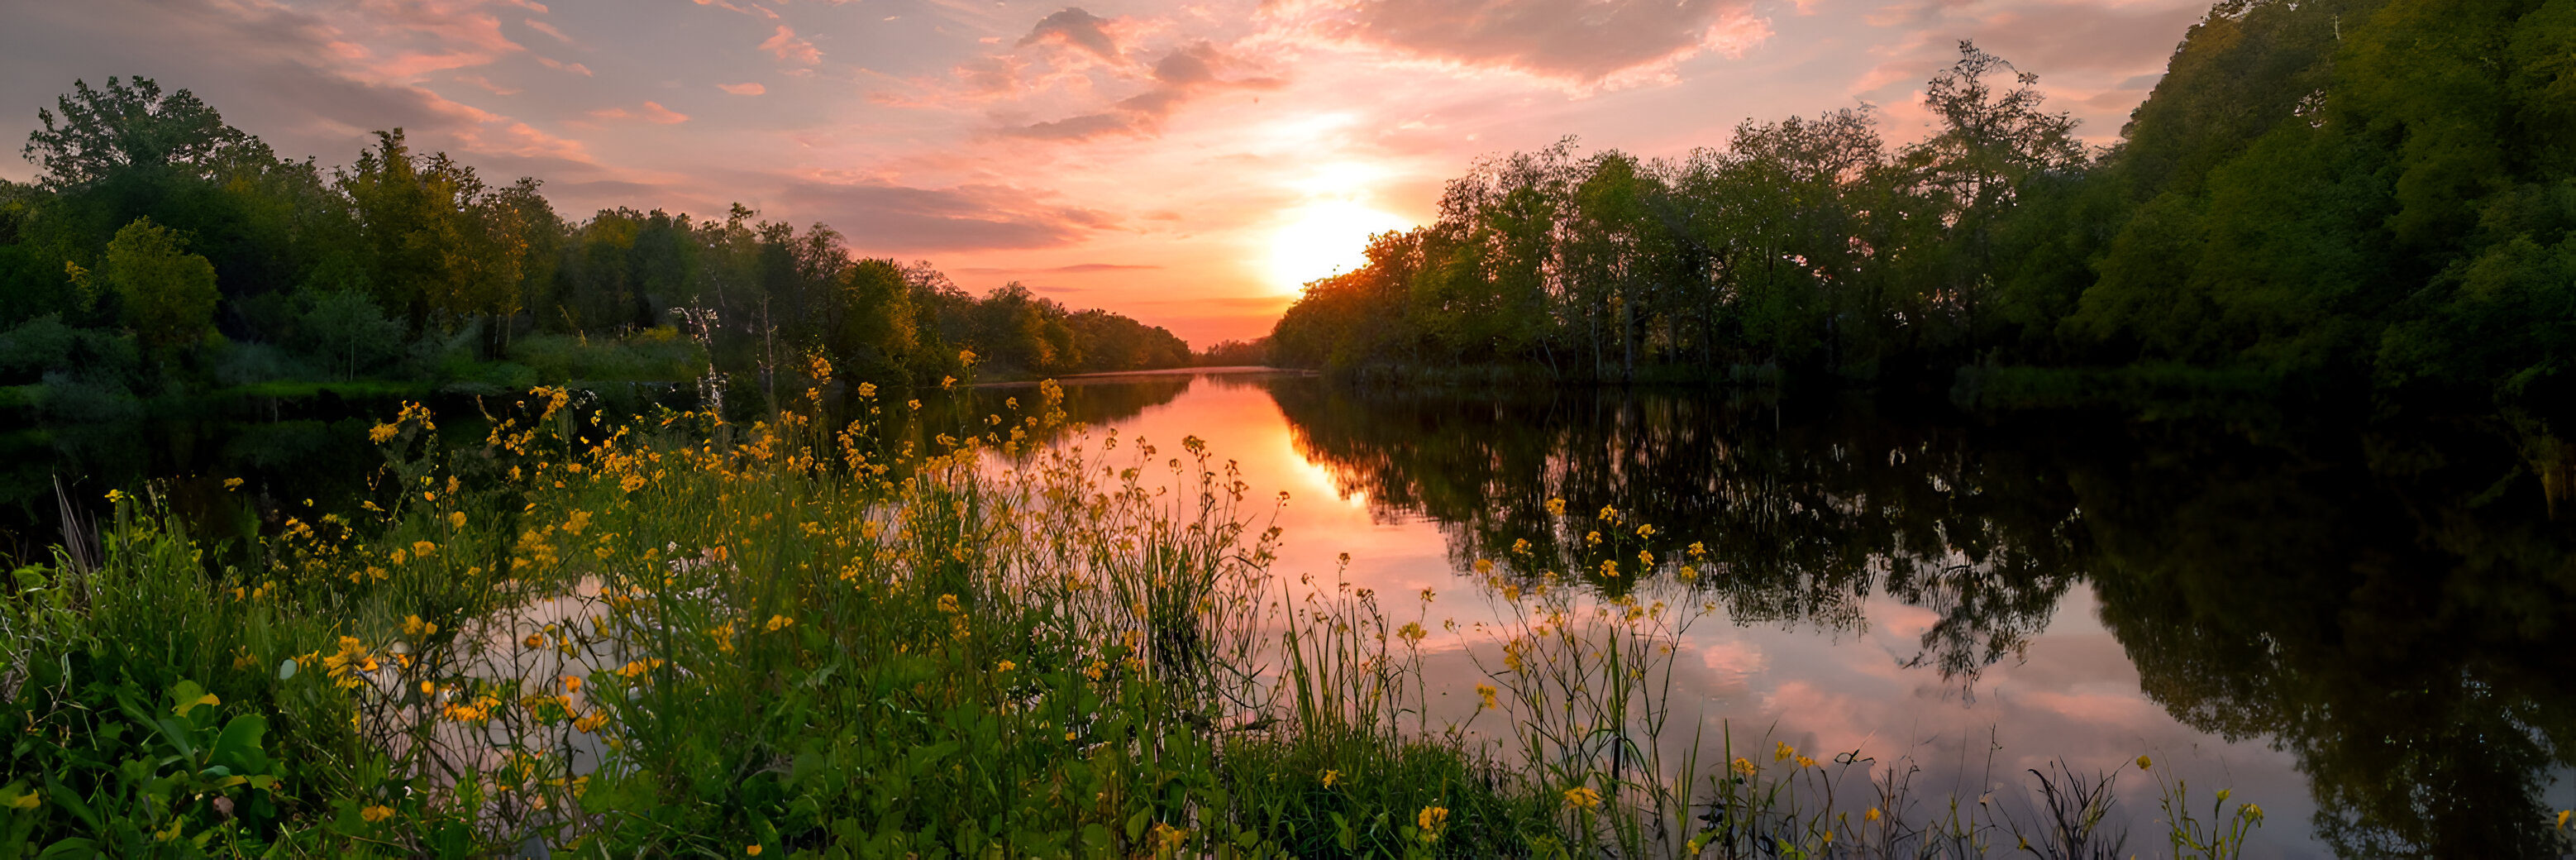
[
  {"xmin": 1004, "ymin": 368, "xmax": 2576, "ymax": 858},
  {"xmin": 13, "ymin": 367, "xmax": 2576, "ymax": 856}
]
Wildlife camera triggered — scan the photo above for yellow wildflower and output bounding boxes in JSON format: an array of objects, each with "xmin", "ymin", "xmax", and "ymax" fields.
[
  {"xmin": 222, "ymin": 477, "xmax": 242, "ymax": 490},
  {"xmin": 369, "ymin": 423, "xmax": 399, "ymax": 443},
  {"xmin": 1775, "ymin": 742, "xmax": 1794, "ymax": 762},
  {"xmin": 764, "ymin": 614, "xmax": 794, "ymax": 632},
  {"xmin": 1476, "ymin": 684, "xmax": 1498, "ymax": 710},
  {"xmin": 1865, "ymin": 806, "xmax": 1881, "ymax": 822},
  {"xmin": 746, "ymin": 845, "xmax": 762, "ymax": 856},
  {"xmin": 2135, "ymin": 755, "xmax": 2152, "ymax": 771},
  {"xmin": 1415, "ymin": 805, "xmax": 1449, "ymax": 840},
  {"xmin": 1562, "ymin": 786, "xmax": 1600, "ymax": 810},
  {"xmin": 1731, "ymin": 757, "xmax": 1757, "ymax": 776},
  {"xmin": 360, "ymin": 804, "xmax": 395, "ymax": 823},
  {"xmin": 1320, "ymin": 770, "xmax": 1339, "ymax": 788}
]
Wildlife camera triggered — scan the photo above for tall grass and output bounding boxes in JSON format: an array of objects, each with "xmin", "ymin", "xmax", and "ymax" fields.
[{"xmin": 2, "ymin": 367, "xmax": 2313, "ymax": 857}]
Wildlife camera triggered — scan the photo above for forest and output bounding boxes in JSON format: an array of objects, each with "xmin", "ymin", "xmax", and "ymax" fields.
[
  {"xmin": 0, "ymin": 79, "xmax": 1201, "ymax": 416},
  {"xmin": 1269, "ymin": 0, "xmax": 2576, "ymax": 412}
]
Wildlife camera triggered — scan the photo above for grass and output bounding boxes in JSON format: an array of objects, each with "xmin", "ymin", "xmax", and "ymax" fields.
[{"xmin": 0, "ymin": 360, "xmax": 2318, "ymax": 858}]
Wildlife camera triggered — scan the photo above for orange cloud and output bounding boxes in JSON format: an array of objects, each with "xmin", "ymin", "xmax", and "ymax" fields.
[
  {"xmin": 1271, "ymin": 0, "xmax": 1771, "ymax": 87},
  {"xmin": 1017, "ymin": 7, "xmax": 1131, "ymax": 65},
  {"xmin": 1003, "ymin": 41, "xmax": 1284, "ymax": 141},
  {"xmin": 693, "ymin": 0, "xmax": 780, "ymax": 17},
  {"xmin": 718, "ymin": 82, "xmax": 766, "ymax": 95},
  {"xmin": 760, "ymin": 25, "xmax": 820, "ymax": 64},
  {"xmin": 522, "ymin": 17, "xmax": 575, "ymax": 45},
  {"xmin": 589, "ymin": 101, "xmax": 690, "ymax": 123},
  {"xmin": 535, "ymin": 55, "xmax": 593, "ymax": 76}
]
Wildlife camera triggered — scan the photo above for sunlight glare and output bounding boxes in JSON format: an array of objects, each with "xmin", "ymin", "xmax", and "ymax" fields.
[{"xmin": 1268, "ymin": 200, "xmax": 1409, "ymax": 294}]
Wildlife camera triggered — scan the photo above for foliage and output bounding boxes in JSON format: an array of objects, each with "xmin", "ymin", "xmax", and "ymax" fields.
[
  {"xmin": 97, "ymin": 217, "xmax": 218, "ymax": 353},
  {"xmin": 1269, "ymin": 2, "xmax": 2576, "ymax": 413},
  {"xmin": 0, "ymin": 78, "xmax": 1200, "ymax": 435}
]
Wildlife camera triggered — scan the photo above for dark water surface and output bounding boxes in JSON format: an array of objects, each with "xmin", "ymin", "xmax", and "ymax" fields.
[{"xmin": 13, "ymin": 370, "xmax": 2576, "ymax": 856}]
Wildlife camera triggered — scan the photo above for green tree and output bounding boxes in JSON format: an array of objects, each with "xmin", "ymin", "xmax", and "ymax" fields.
[
  {"xmin": 100, "ymin": 217, "xmax": 217, "ymax": 352},
  {"xmin": 21, "ymin": 76, "xmax": 273, "ymax": 189},
  {"xmin": 829, "ymin": 258, "xmax": 918, "ymax": 382}
]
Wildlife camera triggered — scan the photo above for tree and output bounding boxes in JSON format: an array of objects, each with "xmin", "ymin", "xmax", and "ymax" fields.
[
  {"xmin": 21, "ymin": 76, "xmax": 273, "ymax": 189},
  {"xmin": 829, "ymin": 258, "xmax": 918, "ymax": 381},
  {"xmin": 99, "ymin": 217, "xmax": 217, "ymax": 351}
]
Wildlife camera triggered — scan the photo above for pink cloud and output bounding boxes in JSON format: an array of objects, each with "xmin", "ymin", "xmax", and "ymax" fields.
[
  {"xmin": 456, "ymin": 74, "xmax": 522, "ymax": 95},
  {"xmin": 718, "ymin": 82, "xmax": 767, "ymax": 95},
  {"xmin": 589, "ymin": 101, "xmax": 690, "ymax": 124},
  {"xmin": 1274, "ymin": 0, "xmax": 1772, "ymax": 87},
  {"xmin": 1017, "ymin": 7, "xmax": 1132, "ymax": 65},
  {"xmin": 522, "ymin": 17, "xmax": 575, "ymax": 45},
  {"xmin": 760, "ymin": 25, "xmax": 820, "ymax": 64},
  {"xmin": 639, "ymin": 101, "xmax": 688, "ymax": 123},
  {"xmin": 693, "ymin": 0, "xmax": 780, "ymax": 17},
  {"xmin": 535, "ymin": 55, "xmax": 593, "ymax": 76},
  {"xmin": 781, "ymin": 179, "xmax": 1119, "ymax": 251},
  {"xmin": 1000, "ymin": 41, "xmax": 1285, "ymax": 141}
]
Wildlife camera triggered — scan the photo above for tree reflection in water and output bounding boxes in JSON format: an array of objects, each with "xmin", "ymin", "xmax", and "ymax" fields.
[{"xmin": 1267, "ymin": 380, "xmax": 2576, "ymax": 857}]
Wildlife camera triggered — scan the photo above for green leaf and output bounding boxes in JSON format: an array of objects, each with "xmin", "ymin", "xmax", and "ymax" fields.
[
  {"xmin": 167, "ymin": 680, "xmax": 217, "ymax": 719},
  {"xmin": 35, "ymin": 837, "xmax": 95, "ymax": 860},
  {"xmin": 208, "ymin": 714, "xmax": 270, "ymax": 776}
]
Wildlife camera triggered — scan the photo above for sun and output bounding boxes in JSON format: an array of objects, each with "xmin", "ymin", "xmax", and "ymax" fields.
[{"xmin": 1267, "ymin": 200, "xmax": 1410, "ymax": 294}]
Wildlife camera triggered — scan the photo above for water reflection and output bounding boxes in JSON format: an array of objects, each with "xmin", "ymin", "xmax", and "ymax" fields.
[
  {"xmin": 12, "ymin": 368, "xmax": 2574, "ymax": 854},
  {"xmin": 1065, "ymin": 375, "xmax": 2576, "ymax": 858}
]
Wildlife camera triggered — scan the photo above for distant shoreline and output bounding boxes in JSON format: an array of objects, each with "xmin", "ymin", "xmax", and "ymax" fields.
[{"xmin": 972, "ymin": 366, "xmax": 1315, "ymax": 386}]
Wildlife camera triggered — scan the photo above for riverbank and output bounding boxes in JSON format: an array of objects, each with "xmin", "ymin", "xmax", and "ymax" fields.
[{"xmin": 2, "ymin": 385, "xmax": 2277, "ymax": 857}]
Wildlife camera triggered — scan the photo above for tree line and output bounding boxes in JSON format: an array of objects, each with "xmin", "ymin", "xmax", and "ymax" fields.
[
  {"xmin": 1271, "ymin": 0, "xmax": 2576, "ymax": 411},
  {"xmin": 0, "ymin": 77, "xmax": 1200, "ymax": 410}
]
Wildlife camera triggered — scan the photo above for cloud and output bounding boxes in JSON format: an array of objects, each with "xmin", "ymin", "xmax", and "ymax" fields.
[
  {"xmin": 780, "ymin": 180, "xmax": 1118, "ymax": 251},
  {"xmin": 457, "ymin": 74, "xmax": 521, "ymax": 95},
  {"xmin": 718, "ymin": 81, "xmax": 766, "ymax": 95},
  {"xmin": 760, "ymin": 25, "xmax": 820, "ymax": 64},
  {"xmin": 1017, "ymin": 7, "xmax": 1128, "ymax": 64},
  {"xmin": 1002, "ymin": 41, "xmax": 1283, "ymax": 141},
  {"xmin": 1853, "ymin": 0, "xmax": 2206, "ymax": 94},
  {"xmin": 693, "ymin": 0, "xmax": 780, "ymax": 18},
  {"xmin": 535, "ymin": 55, "xmax": 593, "ymax": 76},
  {"xmin": 590, "ymin": 101, "xmax": 690, "ymax": 123},
  {"xmin": 522, "ymin": 17, "xmax": 576, "ymax": 45},
  {"xmin": 1278, "ymin": 0, "xmax": 1771, "ymax": 86}
]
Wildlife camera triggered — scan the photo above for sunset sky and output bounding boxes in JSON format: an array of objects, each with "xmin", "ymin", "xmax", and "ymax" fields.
[{"xmin": 1, "ymin": 0, "xmax": 2214, "ymax": 344}]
